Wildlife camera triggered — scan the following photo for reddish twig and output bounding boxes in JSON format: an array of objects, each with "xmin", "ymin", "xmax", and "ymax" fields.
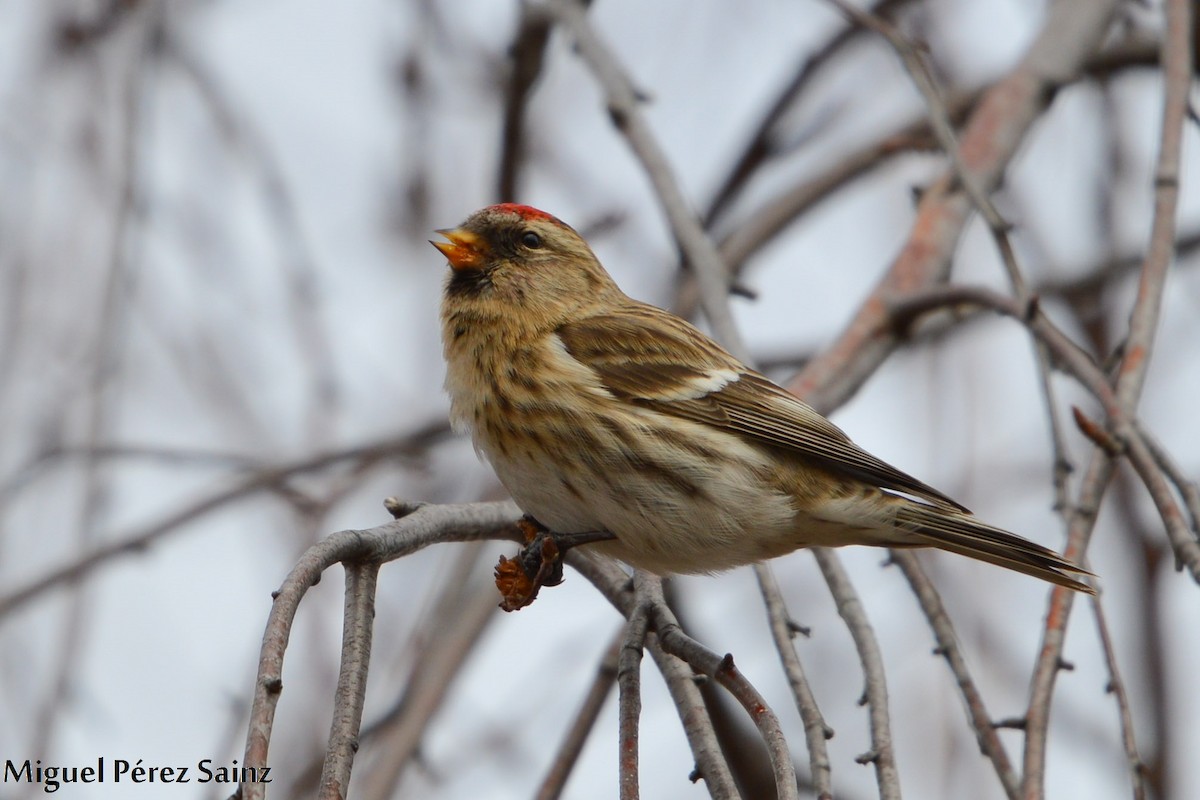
[
  {"xmin": 565, "ymin": 557, "xmax": 790, "ymax": 799},
  {"xmin": 646, "ymin": 576, "xmax": 799, "ymax": 799},
  {"xmin": 832, "ymin": 0, "xmax": 1080, "ymax": 518},
  {"xmin": 1021, "ymin": 452, "xmax": 1112, "ymax": 800},
  {"xmin": 789, "ymin": 0, "xmax": 1122, "ymax": 417},
  {"xmin": 1025, "ymin": 3, "xmax": 1195, "ymax": 790},
  {"xmin": 643, "ymin": 635, "xmax": 743, "ymax": 800}
]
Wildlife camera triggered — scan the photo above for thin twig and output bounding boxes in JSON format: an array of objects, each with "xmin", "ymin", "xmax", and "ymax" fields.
[
  {"xmin": 710, "ymin": 97, "xmax": 969, "ymax": 298},
  {"xmin": 1026, "ymin": 3, "xmax": 1195, "ymax": 789},
  {"xmin": 746, "ymin": 229, "xmax": 1200, "ymax": 379},
  {"xmin": 1021, "ymin": 452, "xmax": 1113, "ymax": 800},
  {"xmin": 318, "ymin": 561, "xmax": 381, "ymax": 800},
  {"xmin": 641, "ymin": 577, "xmax": 799, "ymax": 800},
  {"xmin": 832, "ymin": 0, "xmax": 1079, "ymax": 517},
  {"xmin": 754, "ymin": 563, "xmax": 834, "ymax": 799},
  {"xmin": 1135, "ymin": 420, "xmax": 1200, "ymax": 535},
  {"xmin": 702, "ymin": 0, "xmax": 914, "ymax": 227},
  {"xmin": 239, "ymin": 501, "xmax": 524, "ymax": 800},
  {"xmin": 0, "ymin": 423, "xmax": 451, "ymax": 619},
  {"xmin": 1089, "ymin": 592, "xmax": 1149, "ymax": 800},
  {"xmin": 545, "ymin": 0, "xmax": 748, "ymax": 359},
  {"xmin": 564, "ymin": 556, "xmax": 783, "ymax": 799},
  {"xmin": 706, "ymin": 39, "xmax": 1158, "ymax": 303},
  {"xmin": 789, "ymin": 0, "xmax": 1121, "ymax": 416},
  {"xmin": 536, "ymin": 629, "xmax": 623, "ymax": 800},
  {"xmin": 496, "ymin": 2, "xmax": 554, "ymax": 200},
  {"xmin": 1039, "ymin": 229, "xmax": 1200, "ymax": 305},
  {"xmin": 1112, "ymin": 475, "xmax": 1173, "ymax": 798},
  {"xmin": 1120, "ymin": 427, "xmax": 1200, "ymax": 576},
  {"xmin": 1113, "ymin": 0, "xmax": 1191, "ymax": 410},
  {"xmin": 888, "ymin": 282, "xmax": 1200, "ymax": 577},
  {"xmin": 643, "ymin": 637, "xmax": 742, "ymax": 800},
  {"xmin": 832, "ymin": 14, "xmax": 1114, "ymax": 794},
  {"xmin": 618, "ymin": 579, "xmax": 652, "ymax": 800},
  {"xmin": 888, "ymin": 286, "xmax": 1104, "ymax": 408},
  {"xmin": 890, "ymin": 551, "xmax": 1020, "ymax": 799},
  {"xmin": 351, "ymin": 547, "xmax": 499, "ymax": 800},
  {"xmin": 829, "ymin": 0, "xmax": 1026, "ymax": 282},
  {"xmin": 812, "ymin": 549, "xmax": 901, "ymax": 800},
  {"xmin": 1106, "ymin": 0, "xmax": 1197, "ymax": 577},
  {"xmin": 705, "ymin": 652, "xmax": 801, "ymax": 800}
]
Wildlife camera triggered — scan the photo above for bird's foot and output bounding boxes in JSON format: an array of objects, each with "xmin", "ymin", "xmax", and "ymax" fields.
[{"xmin": 494, "ymin": 516, "xmax": 614, "ymax": 611}]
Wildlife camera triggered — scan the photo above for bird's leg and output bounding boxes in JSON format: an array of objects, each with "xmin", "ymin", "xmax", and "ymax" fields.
[
  {"xmin": 494, "ymin": 515, "xmax": 615, "ymax": 611},
  {"xmin": 517, "ymin": 514, "xmax": 550, "ymax": 544}
]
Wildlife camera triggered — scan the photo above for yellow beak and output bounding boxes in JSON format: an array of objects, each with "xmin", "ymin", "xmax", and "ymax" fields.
[{"xmin": 430, "ymin": 228, "xmax": 486, "ymax": 271}]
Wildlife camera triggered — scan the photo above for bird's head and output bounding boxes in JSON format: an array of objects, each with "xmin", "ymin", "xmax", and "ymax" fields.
[{"xmin": 432, "ymin": 204, "xmax": 621, "ymax": 318}]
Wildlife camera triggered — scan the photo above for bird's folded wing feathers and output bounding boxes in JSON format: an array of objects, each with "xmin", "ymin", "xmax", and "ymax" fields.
[{"xmin": 556, "ymin": 308, "xmax": 969, "ymax": 512}]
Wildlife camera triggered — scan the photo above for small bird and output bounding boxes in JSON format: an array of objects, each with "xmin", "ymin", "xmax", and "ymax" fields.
[{"xmin": 432, "ymin": 204, "xmax": 1094, "ymax": 593}]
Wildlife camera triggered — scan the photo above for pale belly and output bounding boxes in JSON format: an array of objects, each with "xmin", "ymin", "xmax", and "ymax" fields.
[
  {"xmin": 477, "ymin": 415, "xmax": 804, "ymax": 575},
  {"xmin": 444, "ymin": 327, "xmax": 835, "ymax": 573}
]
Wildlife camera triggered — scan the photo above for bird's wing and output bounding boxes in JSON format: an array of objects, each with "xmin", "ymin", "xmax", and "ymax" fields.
[{"xmin": 557, "ymin": 305, "xmax": 969, "ymax": 512}]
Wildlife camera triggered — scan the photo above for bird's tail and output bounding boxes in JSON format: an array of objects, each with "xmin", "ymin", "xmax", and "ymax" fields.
[{"xmin": 891, "ymin": 503, "xmax": 1096, "ymax": 594}]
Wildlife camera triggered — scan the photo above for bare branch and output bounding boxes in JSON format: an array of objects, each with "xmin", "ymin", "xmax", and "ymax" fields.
[
  {"xmin": 564, "ymin": 557, "xmax": 792, "ymax": 799},
  {"xmin": 618, "ymin": 580, "xmax": 651, "ymax": 800},
  {"xmin": 695, "ymin": 40, "xmax": 1162, "ymax": 317},
  {"xmin": 13, "ymin": 3, "xmax": 1199, "ymax": 800},
  {"xmin": 702, "ymin": 0, "xmax": 915, "ymax": 227},
  {"xmin": 1026, "ymin": 6, "xmax": 1197, "ymax": 789},
  {"xmin": 755, "ymin": 563, "xmax": 834, "ymax": 799},
  {"xmin": 1135, "ymin": 421, "xmax": 1200, "ymax": 535},
  {"xmin": 343, "ymin": 549, "xmax": 500, "ymax": 800},
  {"xmin": 812, "ymin": 549, "xmax": 900, "ymax": 800},
  {"xmin": 890, "ymin": 282, "xmax": 1200, "ymax": 579},
  {"xmin": 642, "ymin": 577, "xmax": 800, "ymax": 800},
  {"xmin": 0, "ymin": 424, "xmax": 451, "ymax": 619},
  {"xmin": 535, "ymin": 629, "xmax": 622, "ymax": 800},
  {"xmin": 318, "ymin": 561, "xmax": 380, "ymax": 800},
  {"xmin": 1022, "ymin": 453, "xmax": 1113, "ymax": 799},
  {"xmin": 1089, "ymin": 594, "xmax": 1149, "ymax": 800},
  {"xmin": 1114, "ymin": 0, "xmax": 1191, "ymax": 409},
  {"xmin": 1120, "ymin": 429, "xmax": 1200, "ymax": 576},
  {"xmin": 789, "ymin": 0, "xmax": 1121, "ymax": 415},
  {"xmin": 644, "ymin": 637, "xmax": 742, "ymax": 800},
  {"xmin": 496, "ymin": 2, "xmax": 554, "ymax": 200},
  {"xmin": 890, "ymin": 552, "xmax": 1020, "ymax": 799},
  {"xmin": 545, "ymin": 0, "xmax": 748, "ymax": 359},
  {"xmin": 239, "ymin": 501, "xmax": 523, "ymax": 800}
]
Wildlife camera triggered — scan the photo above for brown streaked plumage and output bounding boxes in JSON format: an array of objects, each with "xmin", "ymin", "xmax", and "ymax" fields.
[{"xmin": 433, "ymin": 204, "xmax": 1095, "ymax": 593}]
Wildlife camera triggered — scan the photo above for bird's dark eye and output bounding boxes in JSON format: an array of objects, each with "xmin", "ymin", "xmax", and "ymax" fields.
[{"xmin": 520, "ymin": 230, "xmax": 543, "ymax": 249}]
